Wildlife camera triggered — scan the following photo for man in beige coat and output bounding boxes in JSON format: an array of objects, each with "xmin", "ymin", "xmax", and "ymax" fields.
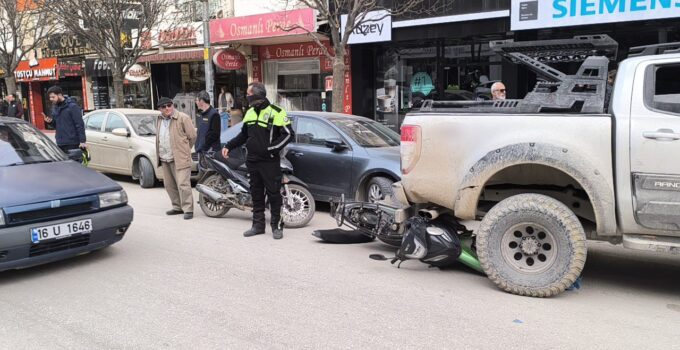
[{"xmin": 155, "ymin": 97, "xmax": 197, "ymax": 220}]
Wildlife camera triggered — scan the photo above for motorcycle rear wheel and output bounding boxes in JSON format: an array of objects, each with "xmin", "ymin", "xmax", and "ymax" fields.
[{"xmin": 198, "ymin": 174, "xmax": 232, "ymax": 218}]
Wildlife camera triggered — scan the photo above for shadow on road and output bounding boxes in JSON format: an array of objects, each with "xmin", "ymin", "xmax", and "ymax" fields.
[
  {"xmin": 582, "ymin": 244, "xmax": 680, "ymax": 296},
  {"xmin": 0, "ymin": 247, "xmax": 118, "ymax": 285}
]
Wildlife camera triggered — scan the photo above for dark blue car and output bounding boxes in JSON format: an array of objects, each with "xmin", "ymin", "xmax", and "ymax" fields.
[
  {"xmin": 0, "ymin": 117, "xmax": 133, "ymax": 272},
  {"xmin": 222, "ymin": 112, "xmax": 401, "ymax": 202}
]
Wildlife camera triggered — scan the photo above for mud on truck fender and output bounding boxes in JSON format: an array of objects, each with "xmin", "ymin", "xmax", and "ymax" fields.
[{"xmin": 454, "ymin": 142, "xmax": 616, "ymax": 297}]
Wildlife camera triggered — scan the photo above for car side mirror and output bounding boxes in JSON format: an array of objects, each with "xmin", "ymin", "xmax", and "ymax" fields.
[
  {"xmin": 325, "ymin": 138, "xmax": 347, "ymax": 152},
  {"xmin": 112, "ymin": 128, "xmax": 130, "ymax": 137}
]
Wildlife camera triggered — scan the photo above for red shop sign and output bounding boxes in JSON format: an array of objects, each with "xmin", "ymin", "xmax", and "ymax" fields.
[
  {"xmin": 14, "ymin": 58, "xmax": 58, "ymax": 82},
  {"xmin": 213, "ymin": 49, "xmax": 246, "ymax": 70},
  {"xmin": 259, "ymin": 41, "xmax": 332, "ymax": 60},
  {"xmin": 324, "ymin": 76, "xmax": 333, "ymax": 91},
  {"xmin": 210, "ymin": 8, "xmax": 316, "ymax": 43}
]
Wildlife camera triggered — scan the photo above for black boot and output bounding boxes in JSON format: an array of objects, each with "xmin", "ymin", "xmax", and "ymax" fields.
[
  {"xmin": 243, "ymin": 226, "xmax": 265, "ymax": 237},
  {"xmin": 272, "ymin": 228, "xmax": 283, "ymax": 240}
]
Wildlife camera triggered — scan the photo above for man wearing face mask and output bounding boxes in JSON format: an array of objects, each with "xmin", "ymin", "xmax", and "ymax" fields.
[{"xmin": 222, "ymin": 82, "xmax": 294, "ymax": 239}]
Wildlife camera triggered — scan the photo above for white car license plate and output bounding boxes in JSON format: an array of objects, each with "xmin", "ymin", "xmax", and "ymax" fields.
[{"xmin": 31, "ymin": 219, "xmax": 93, "ymax": 243}]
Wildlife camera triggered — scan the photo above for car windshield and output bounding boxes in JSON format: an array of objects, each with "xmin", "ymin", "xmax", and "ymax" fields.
[
  {"xmin": 330, "ymin": 118, "xmax": 400, "ymax": 147},
  {"xmin": 128, "ymin": 114, "xmax": 158, "ymax": 136},
  {"xmin": 0, "ymin": 122, "xmax": 66, "ymax": 167}
]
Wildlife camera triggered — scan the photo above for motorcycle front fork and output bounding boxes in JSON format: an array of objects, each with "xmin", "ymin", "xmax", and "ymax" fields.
[{"xmin": 282, "ymin": 184, "xmax": 294, "ymax": 207}]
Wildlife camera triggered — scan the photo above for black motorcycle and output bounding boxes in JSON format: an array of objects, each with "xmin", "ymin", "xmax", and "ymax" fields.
[{"xmin": 196, "ymin": 151, "xmax": 316, "ymax": 228}]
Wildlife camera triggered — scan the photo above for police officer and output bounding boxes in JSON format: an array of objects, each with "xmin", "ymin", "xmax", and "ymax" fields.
[{"xmin": 222, "ymin": 82, "xmax": 294, "ymax": 239}]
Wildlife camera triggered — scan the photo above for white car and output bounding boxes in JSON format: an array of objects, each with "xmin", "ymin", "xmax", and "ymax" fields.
[{"xmin": 83, "ymin": 109, "xmax": 199, "ymax": 188}]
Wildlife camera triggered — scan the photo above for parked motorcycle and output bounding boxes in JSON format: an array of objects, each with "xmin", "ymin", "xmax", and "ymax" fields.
[{"xmin": 196, "ymin": 151, "xmax": 316, "ymax": 228}]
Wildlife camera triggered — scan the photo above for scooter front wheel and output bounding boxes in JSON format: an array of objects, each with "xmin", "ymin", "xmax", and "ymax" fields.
[{"xmin": 282, "ymin": 184, "xmax": 315, "ymax": 228}]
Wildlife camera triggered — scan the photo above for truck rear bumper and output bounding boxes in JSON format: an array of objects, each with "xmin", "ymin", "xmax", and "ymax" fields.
[{"xmin": 390, "ymin": 182, "xmax": 413, "ymax": 224}]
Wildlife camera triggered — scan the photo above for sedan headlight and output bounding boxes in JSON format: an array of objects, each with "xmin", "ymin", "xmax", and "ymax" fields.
[
  {"xmin": 99, "ymin": 190, "xmax": 128, "ymax": 208},
  {"xmin": 0, "ymin": 209, "xmax": 5, "ymax": 226}
]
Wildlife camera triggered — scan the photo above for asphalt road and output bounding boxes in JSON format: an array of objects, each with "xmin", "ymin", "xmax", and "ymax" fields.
[{"xmin": 1, "ymin": 180, "xmax": 679, "ymax": 349}]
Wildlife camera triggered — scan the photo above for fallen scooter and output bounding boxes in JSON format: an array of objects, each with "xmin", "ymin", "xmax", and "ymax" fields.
[
  {"xmin": 320, "ymin": 195, "xmax": 483, "ymax": 273},
  {"xmin": 369, "ymin": 216, "xmax": 483, "ymax": 273},
  {"xmin": 196, "ymin": 151, "xmax": 316, "ymax": 228}
]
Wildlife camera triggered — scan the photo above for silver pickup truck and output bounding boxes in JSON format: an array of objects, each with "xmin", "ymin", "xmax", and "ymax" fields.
[{"xmin": 379, "ymin": 36, "xmax": 680, "ymax": 297}]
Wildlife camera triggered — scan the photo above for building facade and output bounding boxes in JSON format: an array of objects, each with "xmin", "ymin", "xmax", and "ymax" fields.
[{"xmin": 350, "ymin": 0, "xmax": 680, "ymax": 131}]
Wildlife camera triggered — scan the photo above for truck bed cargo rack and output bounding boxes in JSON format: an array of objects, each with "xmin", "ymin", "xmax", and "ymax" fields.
[
  {"xmin": 419, "ymin": 35, "xmax": 618, "ymax": 115},
  {"xmin": 628, "ymin": 42, "xmax": 680, "ymax": 57}
]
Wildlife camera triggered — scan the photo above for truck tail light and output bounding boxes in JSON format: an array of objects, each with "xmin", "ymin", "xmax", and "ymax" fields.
[{"xmin": 401, "ymin": 125, "xmax": 421, "ymax": 175}]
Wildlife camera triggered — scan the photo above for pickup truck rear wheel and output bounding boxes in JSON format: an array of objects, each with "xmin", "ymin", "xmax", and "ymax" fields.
[{"xmin": 476, "ymin": 194, "xmax": 586, "ymax": 297}]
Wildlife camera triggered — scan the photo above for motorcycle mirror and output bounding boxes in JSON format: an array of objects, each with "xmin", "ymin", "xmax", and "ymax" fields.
[{"xmin": 369, "ymin": 254, "xmax": 389, "ymax": 261}]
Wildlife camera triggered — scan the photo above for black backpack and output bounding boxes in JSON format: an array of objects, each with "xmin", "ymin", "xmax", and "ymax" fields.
[{"xmin": 396, "ymin": 216, "xmax": 462, "ymax": 268}]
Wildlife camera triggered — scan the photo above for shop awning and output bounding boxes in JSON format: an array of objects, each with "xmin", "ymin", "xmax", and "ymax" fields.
[
  {"xmin": 210, "ymin": 8, "xmax": 323, "ymax": 46},
  {"xmin": 137, "ymin": 48, "xmax": 204, "ymax": 63}
]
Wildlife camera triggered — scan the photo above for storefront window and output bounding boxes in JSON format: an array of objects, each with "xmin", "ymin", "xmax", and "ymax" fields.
[
  {"xmin": 123, "ymin": 82, "xmax": 152, "ymax": 109},
  {"xmin": 443, "ymin": 43, "xmax": 501, "ymax": 101},
  {"xmin": 373, "ymin": 40, "xmax": 503, "ymax": 131},
  {"xmin": 375, "ymin": 45, "xmax": 439, "ymax": 131},
  {"xmin": 264, "ymin": 59, "xmax": 322, "ymax": 112}
]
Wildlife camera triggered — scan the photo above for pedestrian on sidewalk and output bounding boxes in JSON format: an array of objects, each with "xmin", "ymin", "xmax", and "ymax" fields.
[
  {"xmin": 5, "ymin": 94, "xmax": 23, "ymax": 119},
  {"xmin": 42, "ymin": 86, "xmax": 86, "ymax": 154},
  {"xmin": 222, "ymin": 82, "xmax": 294, "ymax": 239},
  {"xmin": 218, "ymin": 87, "xmax": 234, "ymax": 113},
  {"xmin": 155, "ymin": 97, "xmax": 197, "ymax": 220}
]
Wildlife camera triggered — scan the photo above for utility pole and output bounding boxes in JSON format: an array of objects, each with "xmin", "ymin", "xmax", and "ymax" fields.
[{"xmin": 202, "ymin": 0, "xmax": 214, "ymax": 104}]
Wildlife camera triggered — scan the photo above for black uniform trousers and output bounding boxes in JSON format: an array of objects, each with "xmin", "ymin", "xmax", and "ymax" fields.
[{"xmin": 247, "ymin": 160, "xmax": 283, "ymax": 230}]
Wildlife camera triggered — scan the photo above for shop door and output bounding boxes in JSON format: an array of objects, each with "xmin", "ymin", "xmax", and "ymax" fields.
[
  {"xmin": 100, "ymin": 113, "xmax": 132, "ymax": 172},
  {"xmin": 287, "ymin": 116, "xmax": 352, "ymax": 200}
]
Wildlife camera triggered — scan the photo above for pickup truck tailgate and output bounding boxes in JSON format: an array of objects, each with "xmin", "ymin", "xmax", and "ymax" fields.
[{"xmin": 400, "ymin": 113, "xmax": 614, "ymax": 212}]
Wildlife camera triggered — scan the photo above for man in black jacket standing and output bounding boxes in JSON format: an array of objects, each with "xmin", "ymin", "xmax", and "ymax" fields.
[
  {"xmin": 195, "ymin": 90, "xmax": 221, "ymax": 154},
  {"xmin": 5, "ymin": 94, "xmax": 24, "ymax": 119},
  {"xmin": 222, "ymin": 82, "xmax": 294, "ymax": 239},
  {"xmin": 42, "ymin": 86, "xmax": 86, "ymax": 153}
]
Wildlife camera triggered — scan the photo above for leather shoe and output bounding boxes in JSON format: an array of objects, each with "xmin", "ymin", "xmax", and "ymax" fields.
[
  {"xmin": 272, "ymin": 228, "xmax": 283, "ymax": 240},
  {"xmin": 166, "ymin": 209, "xmax": 183, "ymax": 215},
  {"xmin": 184, "ymin": 212, "xmax": 193, "ymax": 220},
  {"xmin": 243, "ymin": 227, "xmax": 265, "ymax": 237}
]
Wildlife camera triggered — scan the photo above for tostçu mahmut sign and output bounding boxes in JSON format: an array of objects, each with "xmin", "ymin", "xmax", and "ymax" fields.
[{"xmin": 511, "ymin": 0, "xmax": 680, "ymax": 30}]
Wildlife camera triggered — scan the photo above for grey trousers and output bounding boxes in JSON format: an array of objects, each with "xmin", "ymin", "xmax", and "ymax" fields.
[{"xmin": 161, "ymin": 161, "xmax": 194, "ymax": 213}]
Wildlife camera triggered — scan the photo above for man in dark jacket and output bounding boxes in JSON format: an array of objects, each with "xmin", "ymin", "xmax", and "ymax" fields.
[
  {"xmin": 42, "ymin": 86, "xmax": 86, "ymax": 153},
  {"xmin": 195, "ymin": 90, "xmax": 221, "ymax": 154},
  {"xmin": 5, "ymin": 94, "xmax": 24, "ymax": 119},
  {"xmin": 222, "ymin": 82, "xmax": 294, "ymax": 239}
]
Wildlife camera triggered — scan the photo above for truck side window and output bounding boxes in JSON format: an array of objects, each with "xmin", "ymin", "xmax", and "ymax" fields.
[{"xmin": 646, "ymin": 64, "xmax": 680, "ymax": 115}]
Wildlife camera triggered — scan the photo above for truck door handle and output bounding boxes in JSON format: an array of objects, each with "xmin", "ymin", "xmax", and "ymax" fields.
[
  {"xmin": 102, "ymin": 136, "xmax": 109, "ymax": 141},
  {"xmin": 291, "ymin": 151, "xmax": 304, "ymax": 157},
  {"xmin": 643, "ymin": 130, "xmax": 680, "ymax": 141}
]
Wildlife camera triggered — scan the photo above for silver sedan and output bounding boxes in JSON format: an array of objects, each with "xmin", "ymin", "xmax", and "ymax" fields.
[{"xmin": 83, "ymin": 109, "xmax": 199, "ymax": 188}]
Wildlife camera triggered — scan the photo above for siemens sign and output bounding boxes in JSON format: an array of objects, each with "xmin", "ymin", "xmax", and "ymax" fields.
[{"xmin": 511, "ymin": 0, "xmax": 680, "ymax": 30}]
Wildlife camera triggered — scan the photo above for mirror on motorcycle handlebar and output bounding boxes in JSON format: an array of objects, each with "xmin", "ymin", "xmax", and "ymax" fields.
[{"xmin": 325, "ymin": 138, "xmax": 348, "ymax": 152}]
